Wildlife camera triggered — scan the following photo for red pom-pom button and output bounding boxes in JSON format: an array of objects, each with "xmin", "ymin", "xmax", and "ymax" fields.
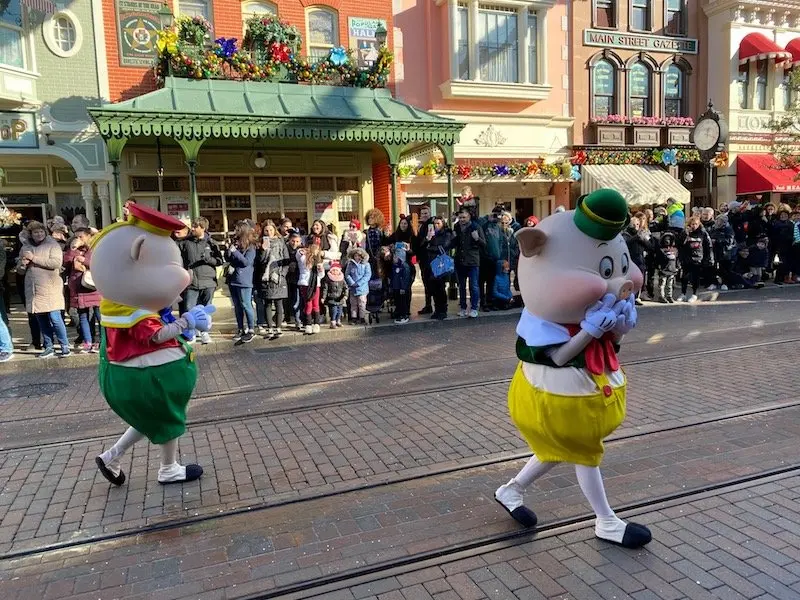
[{"xmin": 602, "ymin": 385, "xmax": 613, "ymax": 397}]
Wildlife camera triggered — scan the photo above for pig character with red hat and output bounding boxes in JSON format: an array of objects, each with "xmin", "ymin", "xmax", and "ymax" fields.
[{"xmin": 90, "ymin": 203, "xmax": 216, "ymax": 485}]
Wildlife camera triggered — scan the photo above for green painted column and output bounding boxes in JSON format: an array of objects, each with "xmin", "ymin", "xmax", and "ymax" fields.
[
  {"xmin": 446, "ymin": 163, "xmax": 455, "ymax": 217},
  {"xmin": 390, "ymin": 164, "xmax": 399, "ymax": 224},
  {"xmin": 176, "ymin": 138, "xmax": 206, "ymax": 220},
  {"xmin": 104, "ymin": 138, "xmax": 128, "ymax": 220}
]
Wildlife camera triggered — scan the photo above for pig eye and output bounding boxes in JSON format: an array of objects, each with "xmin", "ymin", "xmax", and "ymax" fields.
[
  {"xmin": 599, "ymin": 256, "xmax": 614, "ymax": 279},
  {"xmin": 621, "ymin": 254, "xmax": 630, "ymax": 275}
]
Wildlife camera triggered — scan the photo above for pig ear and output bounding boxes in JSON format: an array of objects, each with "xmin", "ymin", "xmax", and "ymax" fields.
[
  {"xmin": 130, "ymin": 234, "xmax": 147, "ymax": 262},
  {"xmin": 515, "ymin": 227, "xmax": 548, "ymax": 258}
]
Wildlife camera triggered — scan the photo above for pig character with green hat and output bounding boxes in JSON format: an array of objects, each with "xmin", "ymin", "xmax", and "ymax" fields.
[{"xmin": 494, "ymin": 188, "xmax": 653, "ymax": 549}]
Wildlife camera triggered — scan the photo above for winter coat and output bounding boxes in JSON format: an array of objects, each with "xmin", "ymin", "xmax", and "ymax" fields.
[
  {"xmin": 482, "ymin": 219, "xmax": 503, "ymax": 262},
  {"xmin": 681, "ymin": 228, "xmax": 713, "ymax": 266},
  {"xmin": 423, "ymin": 228, "xmax": 454, "ymax": 266},
  {"xmin": 450, "ymin": 221, "xmax": 486, "ymax": 267},
  {"xmin": 254, "ymin": 237, "xmax": 289, "ymax": 300},
  {"xmin": 320, "ymin": 277, "xmax": 348, "ymax": 306},
  {"xmin": 769, "ymin": 219, "xmax": 795, "ymax": 254},
  {"xmin": 179, "ymin": 234, "xmax": 224, "ymax": 290},
  {"xmin": 63, "ymin": 245, "xmax": 101, "ymax": 309},
  {"xmin": 339, "ymin": 231, "xmax": 365, "ymax": 264},
  {"xmin": 364, "ymin": 227, "xmax": 389, "ymax": 261},
  {"xmin": 390, "ymin": 261, "xmax": 412, "ymax": 292},
  {"xmin": 710, "ymin": 223, "xmax": 736, "ymax": 263},
  {"xmin": 19, "ymin": 236, "xmax": 64, "ymax": 313},
  {"xmin": 286, "ymin": 246, "xmax": 299, "ymax": 285},
  {"xmin": 226, "ymin": 245, "xmax": 256, "ymax": 288},
  {"xmin": 413, "ymin": 219, "xmax": 434, "ymax": 265},
  {"xmin": 622, "ymin": 226, "xmax": 650, "ymax": 270},
  {"xmin": 0, "ymin": 244, "xmax": 7, "ymax": 290},
  {"xmin": 345, "ymin": 260, "xmax": 372, "ymax": 296},
  {"xmin": 295, "ymin": 249, "xmax": 325, "ymax": 290},
  {"xmin": 748, "ymin": 244, "xmax": 769, "ymax": 269}
]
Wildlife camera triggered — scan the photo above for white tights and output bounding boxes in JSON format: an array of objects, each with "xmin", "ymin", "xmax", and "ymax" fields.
[{"xmin": 100, "ymin": 427, "xmax": 184, "ymax": 481}]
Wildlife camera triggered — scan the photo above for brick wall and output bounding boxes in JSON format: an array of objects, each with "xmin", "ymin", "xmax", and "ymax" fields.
[
  {"xmin": 372, "ymin": 160, "xmax": 391, "ymax": 222},
  {"xmin": 105, "ymin": 0, "xmax": 394, "ymax": 101}
]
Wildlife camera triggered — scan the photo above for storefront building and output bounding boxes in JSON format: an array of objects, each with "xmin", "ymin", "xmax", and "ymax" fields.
[
  {"xmin": 0, "ymin": 0, "xmax": 110, "ymax": 229},
  {"xmin": 391, "ymin": 0, "xmax": 574, "ymax": 223},
  {"xmin": 571, "ymin": 0, "xmax": 704, "ymax": 207},
  {"xmin": 704, "ymin": 0, "xmax": 800, "ymax": 205},
  {"xmin": 95, "ymin": 0, "xmax": 463, "ymax": 235}
]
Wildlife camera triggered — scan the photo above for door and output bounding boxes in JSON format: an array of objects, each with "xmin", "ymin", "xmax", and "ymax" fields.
[
  {"xmin": 515, "ymin": 198, "xmax": 534, "ymax": 225},
  {"xmin": 535, "ymin": 195, "xmax": 554, "ymax": 219}
]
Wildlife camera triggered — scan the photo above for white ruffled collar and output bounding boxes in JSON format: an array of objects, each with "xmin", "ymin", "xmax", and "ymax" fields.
[{"xmin": 516, "ymin": 310, "xmax": 571, "ymax": 347}]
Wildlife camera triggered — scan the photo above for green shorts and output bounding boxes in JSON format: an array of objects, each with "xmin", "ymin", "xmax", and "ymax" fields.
[{"xmin": 99, "ymin": 352, "xmax": 198, "ymax": 444}]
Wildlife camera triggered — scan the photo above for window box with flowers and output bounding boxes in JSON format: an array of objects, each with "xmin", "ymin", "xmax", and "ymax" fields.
[
  {"xmin": 590, "ymin": 115, "xmax": 627, "ymax": 146},
  {"xmin": 663, "ymin": 116, "xmax": 694, "ymax": 146},
  {"xmin": 628, "ymin": 116, "xmax": 661, "ymax": 147}
]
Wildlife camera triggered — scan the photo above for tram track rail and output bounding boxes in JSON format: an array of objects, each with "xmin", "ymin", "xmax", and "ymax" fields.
[
  {"xmin": 1, "ymin": 398, "xmax": 798, "ymax": 562},
  {"xmin": 247, "ymin": 464, "xmax": 800, "ymax": 600},
  {"xmin": 3, "ymin": 335, "xmax": 800, "ymax": 453}
]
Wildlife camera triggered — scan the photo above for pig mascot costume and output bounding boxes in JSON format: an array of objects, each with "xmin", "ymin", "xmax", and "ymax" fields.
[
  {"xmin": 495, "ymin": 189, "xmax": 652, "ymax": 549},
  {"xmin": 90, "ymin": 203, "xmax": 215, "ymax": 486}
]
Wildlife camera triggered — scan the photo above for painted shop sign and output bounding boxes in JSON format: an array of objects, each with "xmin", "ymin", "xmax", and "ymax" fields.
[
  {"xmin": 348, "ymin": 17, "xmax": 387, "ymax": 68},
  {"xmin": 117, "ymin": 0, "xmax": 163, "ymax": 67},
  {"xmin": 583, "ymin": 29, "xmax": 698, "ymax": 54},
  {"xmin": 0, "ymin": 112, "xmax": 37, "ymax": 148}
]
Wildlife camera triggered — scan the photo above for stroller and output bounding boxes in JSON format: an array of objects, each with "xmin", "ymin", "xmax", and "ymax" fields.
[{"xmin": 366, "ymin": 276, "xmax": 385, "ymax": 323}]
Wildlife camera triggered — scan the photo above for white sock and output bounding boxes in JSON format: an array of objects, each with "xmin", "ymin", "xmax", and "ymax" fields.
[
  {"xmin": 158, "ymin": 439, "xmax": 187, "ymax": 482},
  {"xmin": 495, "ymin": 456, "xmax": 557, "ymax": 511},
  {"xmin": 99, "ymin": 427, "xmax": 145, "ymax": 475},
  {"xmin": 575, "ymin": 464, "xmax": 627, "ymax": 543}
]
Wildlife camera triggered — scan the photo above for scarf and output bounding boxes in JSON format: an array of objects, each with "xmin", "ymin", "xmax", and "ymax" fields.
[
  {"xmin": 565, "ymin": 324, "xmax": 619, "ymax": 375},
  {"xmin": 99, "ymin": 299, "xmax": 158, "ymax": 329}
]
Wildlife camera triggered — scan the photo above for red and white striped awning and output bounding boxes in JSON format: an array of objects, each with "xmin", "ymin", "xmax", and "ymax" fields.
[
  {"xmin": 738, "ymin": 32, "xmax": 792, "ymax": 65},
  {"xmin": 786, "ymin": 38, "xmax": 800, "ymax": 68},
  {"xmin": 21, "ymin": 0, "xmax": 57, "ymax": 14}
]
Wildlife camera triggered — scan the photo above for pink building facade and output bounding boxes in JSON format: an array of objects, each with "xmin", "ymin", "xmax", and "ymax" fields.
[{"xmin": 392, "ymin": 0, "xmax": 573, "ymax": 223}]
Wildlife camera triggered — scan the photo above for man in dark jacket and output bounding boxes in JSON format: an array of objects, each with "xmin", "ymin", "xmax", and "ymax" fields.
[
  {"xmin": 180, "ymin": 217, "xmax": 224, "ymax": 342},
  {"xmin": 450, "ymin": 207, "xmax": 486, "ymax": 317},
  {"xmin": 412, "ymin": 206, "xmax": 434, "ymax": 314}
]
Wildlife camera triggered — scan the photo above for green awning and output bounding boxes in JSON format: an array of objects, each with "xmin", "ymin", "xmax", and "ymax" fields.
[{"xmin": 89, "ymin": 77, "xmax": 464, "ymax": 147}]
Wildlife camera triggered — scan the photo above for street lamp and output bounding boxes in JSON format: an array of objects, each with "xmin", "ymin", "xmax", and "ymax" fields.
[
  {"xmin": 157, "ymin": 2, "xmax": 174, "ymax": 28},
  {"xmin": 374, "ymin": 23, "xmax": 387, "ymax": 47},
  {"xmin": 254, "ymin": 152, "xmax": 267, "ymax": 169}
]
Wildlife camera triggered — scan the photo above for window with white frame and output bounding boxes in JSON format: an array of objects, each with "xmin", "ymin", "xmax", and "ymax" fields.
[
  {"xmin": 0, "ymin": 0, "xmax": 24, "ymax": 69},
  {"xmin": 594, "ymin": 0, "xmax": 616, "ymax": 28},
  {"xmin": 179, "ymin": 0, "xmax": 212, "ymax": 22},
  {"xmin": 451, "ymin": 1, "xmax": 543, "ymax": 86},
  {"xmin": 307, "ymin": 7, "xmax": 338, "ymax": 61},
  {"xmin": 782, "ymin": 71, "xmax": 794, "ymax": 111},
  {"xmin": 755, "ymin": 61, "xmax": 767, "ymax": 110},
  {"xmin": 665, "ymin": 0, "xmax": 685, "ymax": 36},
  {"xmin": 630, "ymin": 0, "xmax": 650, "ymax": 32},
  {"xmin": 43, "ymin": 10, "xmax": 83, "ymax": 58},
  {"xmin": 737, "ymin": 64, "xmax": 749, "ymax": 109},
  {"xmin": 242, "ymin": 0, "xmax": 277, "ymax": 21}
]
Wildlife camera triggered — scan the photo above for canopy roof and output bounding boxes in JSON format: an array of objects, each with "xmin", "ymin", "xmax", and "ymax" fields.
[
  {"xmin": 738, "ymin": 33, "xmax": 791, "ymax": 66},
  {"xmin": 736, "ymin": 154, "xmax": 800, "ymax": 195},
  {"xmin": 89, "ymin": 77, "xmax": 464, "ymax": 148},
  {"xmin": 581, "ymin": 165, "xmax": 690, "ymax": 206},
  {"xmin": 786, "ymin": 38, "xmax": 800, "ymax": 68}
]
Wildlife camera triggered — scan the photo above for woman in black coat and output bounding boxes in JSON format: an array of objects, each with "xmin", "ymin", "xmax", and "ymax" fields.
[{"xmin": 622, "ymin": 213, "xmax": 651, "ymax": 304}]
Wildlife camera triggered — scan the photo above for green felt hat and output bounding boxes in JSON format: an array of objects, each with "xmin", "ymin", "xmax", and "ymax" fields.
[{"xmin": 574, "ymin": 189, "xmax": 630, "ymax": 241}]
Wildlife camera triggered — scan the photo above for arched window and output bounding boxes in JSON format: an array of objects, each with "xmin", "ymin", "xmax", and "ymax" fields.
[
  {"xmin": 664, "ymin": 64, "xmax": 684, "ymax": 117},
  {"xmin": 755, "ymin": 61, "xmax": 767, "ymax": 110},
  {"xmin": 628, "ymin": 61, "xmax": 651, "ymax": 117},
  {"xmin": 306, "ymin": 7, "xmax": 339, "ymax": 61},
  {"xmin": 242, "ymin": 1, "xmax": 277, "ymax": 21},
  {"xmin": 592, "ymin": 59, "xmax": 616, "ymax": 117}
]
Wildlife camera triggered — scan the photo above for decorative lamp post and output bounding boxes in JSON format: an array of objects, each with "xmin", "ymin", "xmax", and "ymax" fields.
[
  {"xmin": 691, "ymin": 101, "xmax": 728, "ymax": 207},
  {"xmin": 374, "ymin": 23, "xmax": 387, "ymax": 47},
  {"xmin": 158, "ymin": 3, "xmax": 174, "ymax": 77}
]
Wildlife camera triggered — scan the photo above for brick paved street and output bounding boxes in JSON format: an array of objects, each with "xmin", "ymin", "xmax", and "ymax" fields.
[{"xmin": 0, "ymin": 287, "xmax": 799, "ymax": 599}]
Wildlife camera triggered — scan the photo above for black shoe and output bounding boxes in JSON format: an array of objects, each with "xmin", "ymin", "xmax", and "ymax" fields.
[
  {"xmin": 96, "ymin": 456, "xmax": 126, "ymax": 486},
  {"xmin": 418, "ymin": 306, "xmax": 433, "ymax": 315},
  {"xmin": 241, "ymin": 331, "xmax": 255, "ymax": 343},
  {"xmin": 159, "ymin": 464, "xmax": 203, "ymax": 485},
  {"xmin": 667, "ymin": 298, "xmax": 674, "ymax": 303}
]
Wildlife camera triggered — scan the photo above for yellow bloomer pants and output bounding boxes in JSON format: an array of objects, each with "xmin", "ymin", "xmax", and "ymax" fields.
[{"xmin": 507, "ymin": 362, "xmax": 626, "ymax": 467}]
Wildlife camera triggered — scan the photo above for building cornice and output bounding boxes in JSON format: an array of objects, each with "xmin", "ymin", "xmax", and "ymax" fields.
[
  {"xmin": 430, "ymin": 110, "xmax": 575, "ymax": 127},
  {"xmin": 704, "ymin": 0, "xmax": 800, "ymax": 27}
]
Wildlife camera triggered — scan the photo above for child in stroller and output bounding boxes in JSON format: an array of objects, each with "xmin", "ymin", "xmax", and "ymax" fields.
[{"xmin": 366, "ymin": 246, "xmax": 393, "ymax": 323}]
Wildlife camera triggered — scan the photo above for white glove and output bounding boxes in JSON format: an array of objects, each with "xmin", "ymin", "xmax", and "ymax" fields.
[
  {"xmin": 581, "ymin": 293, "xmax": 618, "ymax": 339},
  {"xmin": 611, "ymin": 294, "xmax": 637, "ymax": 337}
]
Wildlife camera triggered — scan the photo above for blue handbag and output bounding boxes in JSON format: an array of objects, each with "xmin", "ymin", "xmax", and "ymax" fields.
[{"xmin": 430, "ymin": 248, "xmax": 454, "ymax": 279}]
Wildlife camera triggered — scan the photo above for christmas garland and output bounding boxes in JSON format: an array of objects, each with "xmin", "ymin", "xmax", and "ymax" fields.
[
  {"xmin": 571, "ymin": 148, "xmax": 702, "ymax": 166},
  {"xmin": 398, "ymin": 158, "xmax": 578, "ymax": 181},
  {"xmin": 155, "ymin": 16, "xmax": 392, "ymax": 88}
]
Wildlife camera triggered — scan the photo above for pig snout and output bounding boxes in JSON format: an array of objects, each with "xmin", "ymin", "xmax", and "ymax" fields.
[{"xmin": 611, "ymin": 279, "xmax": 634, "ymax": 300}]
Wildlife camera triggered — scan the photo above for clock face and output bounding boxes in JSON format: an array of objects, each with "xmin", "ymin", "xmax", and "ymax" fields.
[{"xmin": 694, "ymin": 119, "xmax": 720, "ymax": 152}]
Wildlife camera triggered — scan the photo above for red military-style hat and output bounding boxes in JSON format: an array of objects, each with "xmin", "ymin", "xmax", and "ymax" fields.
[{"xmin": 126, "ymin": 202, "xmax": 187, "ymax": 236}]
